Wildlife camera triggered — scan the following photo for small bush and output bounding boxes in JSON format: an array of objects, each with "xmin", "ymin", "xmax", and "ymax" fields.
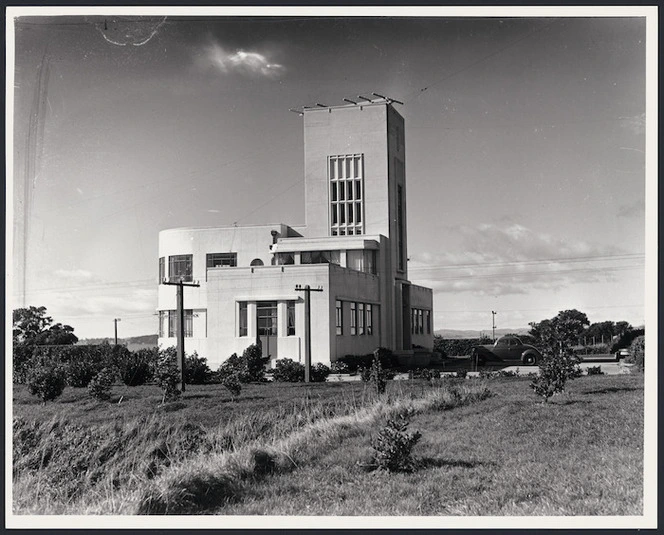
[
  {"xmin": 115, "ymin": 348, "xmax": 155, "ymax": 386},
  {"xmin": 530, "ymin": 350, "xmax": 582, "ymax": 402},
  {"xmin": 369, "ymin": 355, "xmax": 387, "ymax": 395},
  {"xmin": 217, "ymin": 345, "xmax": 268, "ymax": 384},
  {"xmin": 456, "ymin": 369, "xmax": 467, "ymax": 379},
  {"xmin": 65, "ymin": 359, "xmax": 100, "ymax": 388},
  {"xmin": 27, "ymin": 364, "xmax": 67, "ymax": 402},
  {"xmin": 217, "ymin": 353, "xmax": 246, "ymax": 383},
  {"xmin": 330, "ymin": 360, "xmax": 349, "ymax": 374},
  {"xmin": 272, "ymin": 359, "xmax": 305, "ymax": 382},
  {"xmin": 243, "ymin": 344, "xmax": 268, "ymax": 382},
  {"xmin": 221, "ymin": 373, "xmax": 242, "ymax": 399},
  {"xmin": 586, "ymin": 365, "xmax": 604, "ymax": 376},
  {"xmin": 310, "ymin": 363, "xmax": 331, "ymax": 383},
  {"xmin": 185, "ymin": 352, "xmax": 212, "ymax": 385},
  {"xmin": 154, "ymin": 353, "xmax": 181, "ymax": 402},
  {"xmin": 88, "ymin": 366, "xmax": 116, "ymax": 401},
  {"xmin": 370, "ymin": 412, "xmax": 422, "ymax": 472}
]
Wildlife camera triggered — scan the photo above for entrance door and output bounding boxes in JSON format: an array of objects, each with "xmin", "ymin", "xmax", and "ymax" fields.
[{"xmin": 256, "ymin": 301, "xmax": 278, "ymax": 360}]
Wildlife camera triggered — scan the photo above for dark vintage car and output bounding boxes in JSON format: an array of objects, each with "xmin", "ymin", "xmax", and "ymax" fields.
[{"xmin": 470, "ymin": 335, "xmax": 543, "ymax": 366}]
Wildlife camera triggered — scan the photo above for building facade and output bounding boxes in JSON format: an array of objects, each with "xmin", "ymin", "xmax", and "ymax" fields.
[{"xmin": 157, "ymin": 99, "xmax": 433, "ymax": 368}]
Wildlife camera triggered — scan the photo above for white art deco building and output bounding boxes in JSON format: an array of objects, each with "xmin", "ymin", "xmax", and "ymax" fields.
[{"xmin": 157, "ymin": 98, "xmax": 433, "ymax": 368}]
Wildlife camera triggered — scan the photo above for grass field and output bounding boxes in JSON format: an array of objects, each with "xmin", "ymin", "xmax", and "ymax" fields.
[{"xmin": 12, "ymin": 373, "xmax": 643, "ymax": 516}]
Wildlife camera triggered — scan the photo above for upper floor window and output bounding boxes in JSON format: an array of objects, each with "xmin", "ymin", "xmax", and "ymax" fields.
[
  {"xmin": 329, "ymin": 154, "xmax": 364, "ymax": 236},
  {"xmin": 301, "ymin": 250, "xmax": 340, "ymax": 265},
  {"xmin": 346, "ymin": 250, "xmax": 377, "ymax": 275},
  {"xmin": 159, "ymin": 257, "xmax": 165, "ymax": 282},
  {"xmin": 207, "ymin": 252, "xmax": 237, "ymax": 268},
  {"xmin": 169, "ymin": 254, "xmax": 193, "ymax": 282},
  {"xmin": 275, "ymin": 253, "xmax": 295, "ymax": 265}
]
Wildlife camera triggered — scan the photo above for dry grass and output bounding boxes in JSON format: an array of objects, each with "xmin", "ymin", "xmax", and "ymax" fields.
[{"xmin": 13, "ymin": 374, "xmax": 643, "ymax": 516}]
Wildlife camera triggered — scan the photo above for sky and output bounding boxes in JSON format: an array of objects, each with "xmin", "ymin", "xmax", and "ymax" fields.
[{"xmin": 8, "ymin": 9, "xmax": 652, "ymax": 339}]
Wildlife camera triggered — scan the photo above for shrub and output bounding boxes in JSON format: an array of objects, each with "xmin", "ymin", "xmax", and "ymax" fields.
[
  {"xmin": 217, "ymin": 353, "xmax": 246, "ymax": 383},
  {"xmin": 221, "ymin": 373, "xmax": 242, "ymax": 399},
  {"xmin": 409, "ymin": 368, "xmax": 441, "ymax": 380},
  {"xmin": 243, "ymin": 344, "xmax": 268, "ymax": 382},
  {"xmin": 155, "ymin": 353, "xmax": 181, "ymax": 402},
  {"xmin": 369, "ymin": 355, "xmax": 387, "ymax": 395},
  {"xmin": 26, "ymin": 363, "xmax": 67, "ymax": 402},
  {"xmin": 310, "ymin": 363, "xmax": 331, "ymax": 383},
  {"xmin": 627, "ymin": 335, "xmax": 645, "ymax": 370},
  {"xmin": 272, "ymin": 359, "xmax": 305, "ymax": 382},
  {"xmin": 185, "ymin": 352, "xmax": 212, "ymax": 385},
  {"xmin": 217, "ymin": 345, "xmax": 268, "ymax": 384},
  {"xmin": 370, "ymin": 412, "xmax": 422, "ymax": 472},
  {"xmin": 65, "ymin": 359, "xmax": 100, "ymax": 388},
  {"xmin": 88, "ymin": 366, "xmax": 116, "ymax": 401},
  {"xmin": 456, "ymin": 369, "xmax": 467, "ymax": 379},
  {"xmin": 337, "ymin": 348, "xmax": 397, "ymax": 374},
  {"xmin": 530, "ymin": 349, "xmax": 582, "ymax": 402},
  {"xmin": 115, "ymin": 348, "xmax": 155, "ymax": 386},
  {"xmin": 586, "ymin": 365, "xmax": 604, "ymax": 376},
  {"xmin": 330, "ymin": 360, "xmax": 349, "ymax": 374}
]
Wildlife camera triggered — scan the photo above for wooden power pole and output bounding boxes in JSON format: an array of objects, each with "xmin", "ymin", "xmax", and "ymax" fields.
[
  {"xmin": 295, "ymin": 284, "xmax": 323, "ymax": 383},
  {"xmin": 162, "ymin": 278, "xmax": 200, "ymax": 392},
  {"xmin": 113, "ymin": 317, "xmax": 121, "ymax": 346},
  {"xmin": 492, "ymin": 310, "xmax": 497, "ymax": 342}
]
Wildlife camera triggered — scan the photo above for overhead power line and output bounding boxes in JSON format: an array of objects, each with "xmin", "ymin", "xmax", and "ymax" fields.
[
  {"xmin": 408, "ymin": 253, "xmax": 645, "ymax": 272},
  {"xmin": 402, "ymin": 18, "xmax": 560, "ymax": 102},
  {"xmin": 413, "ymin": 264, "xmax": 643, "ymax": 282}
]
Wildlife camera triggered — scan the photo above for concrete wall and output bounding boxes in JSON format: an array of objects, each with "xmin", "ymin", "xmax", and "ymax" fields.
[
  {"xmin": 304, "ymin": 104, "xmax": 390, "ymax": 239},
  {"xmin": 410, "ymin": 283, "xmax": 434, "ymax": 350}
]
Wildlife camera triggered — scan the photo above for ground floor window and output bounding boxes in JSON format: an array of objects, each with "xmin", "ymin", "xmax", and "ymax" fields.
[
  {"xmin": 287, "ymin": 301, "xmax": 296, "ymax": 336},
  {"xmin": 411, "ymin": 308, "xmax": 430, "ymax": 335},
  {"xmin": 257, "ymin": 301, "xmax": 278, "ymax": 336},
  {"xmin": 239, "ymin": 302, "xmax": 248, "ymax": 336},
  {"xmin": 166, "ymin": 310, "xmax": 193, "ymax": 337},
  {"xmin": 158, "ymin": 311, "xmax": 166, "ymax": 338},
  {"xmin": 343, "ymin": 300, "xmax": 377, "ymax": 336}
]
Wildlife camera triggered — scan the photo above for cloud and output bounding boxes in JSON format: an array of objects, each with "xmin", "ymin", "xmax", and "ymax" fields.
[
  {"xmin": 408, "ymin": 223, "xmax": 629, "ymax": 296},
  {"xmin": 199, "ymin": 42, "xmax": 285, "ymax": 78},
  {"xmin": 53, "ymin": 269, "xmax": 95, "ymax": 282},
  {"xmin": 616, "ymin": 199, "xmax": 645, "ymax": 219}
]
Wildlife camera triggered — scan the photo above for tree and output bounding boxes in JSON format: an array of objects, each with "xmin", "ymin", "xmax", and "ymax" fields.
[
  {"xmin": 529, "ymin": 309, "xmax": 589, "ymax": 349},
  {"xmin": 13, "ymin": 306, "xmax": 78, "ymax": 346},
  {"xmin": 528, "ymin": 310, "xmax": 584, "ymax": 402},
  {"xmin": 13, "ymin": 306, "xmax": 78, "ymax": 384}
]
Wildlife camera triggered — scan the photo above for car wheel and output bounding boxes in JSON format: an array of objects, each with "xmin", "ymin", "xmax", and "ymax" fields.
[{"xmin": 523, "ymin": 353, "xmax": 537, "ymax": 366}]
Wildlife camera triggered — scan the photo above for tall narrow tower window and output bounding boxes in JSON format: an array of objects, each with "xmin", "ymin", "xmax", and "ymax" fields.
[
  {"xmin": 329, "ymin": 154, "xmax": 364, "ymax": 236},
  {"xmin": 397, "ymin": 184, "xmax": 405, "ymax": 272}
]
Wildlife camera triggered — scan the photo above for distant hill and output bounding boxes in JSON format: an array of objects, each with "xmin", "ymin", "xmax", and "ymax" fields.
[
  {"xmin": 79, "ymin": 334, "xmax": 158, "ymax": 352},
  {"xmin": 434, "ymin": 328, "xmax": 531, "ymax": 339}
]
